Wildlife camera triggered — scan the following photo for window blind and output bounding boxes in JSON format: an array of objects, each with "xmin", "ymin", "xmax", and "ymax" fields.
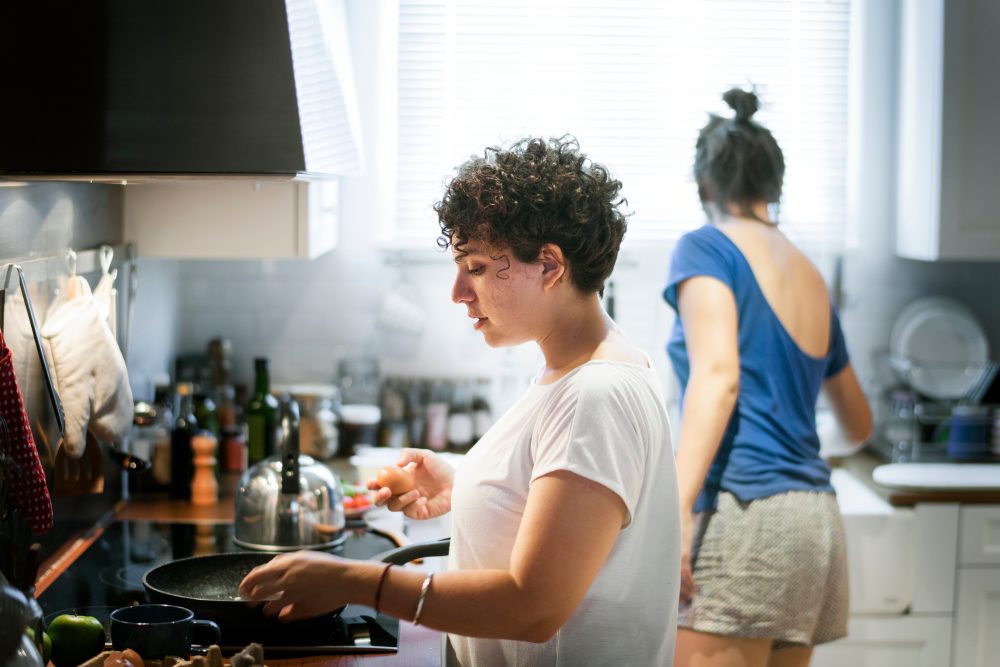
[{"xmin": 394, "ymin": 0, "xmax": 851, "ymax": 248}]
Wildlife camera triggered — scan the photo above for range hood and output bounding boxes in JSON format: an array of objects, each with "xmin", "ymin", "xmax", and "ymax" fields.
[{"xmin": 0, "ymin": 0, "xmax": 364, "ymax": 181}]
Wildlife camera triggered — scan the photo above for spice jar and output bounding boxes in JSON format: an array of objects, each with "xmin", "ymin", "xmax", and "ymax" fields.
[{"xmin": 274, "ymin": 383, "xmax": 340, "ymax": 460}]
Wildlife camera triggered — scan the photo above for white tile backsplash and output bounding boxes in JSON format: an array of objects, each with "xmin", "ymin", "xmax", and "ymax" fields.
[{"xmin": 130, "ymin": 220, "xmax": 1000, "ymax": 419}]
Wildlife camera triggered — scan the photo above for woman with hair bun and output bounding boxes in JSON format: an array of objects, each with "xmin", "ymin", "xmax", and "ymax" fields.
[{"xmin": 664, "ymin": 88, "xmax": 873, "ymax": 666}]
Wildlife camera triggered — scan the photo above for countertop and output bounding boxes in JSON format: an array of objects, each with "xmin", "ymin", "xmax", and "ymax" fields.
[{"xmin": 833, "ymin": 449, "xmax": 1000, "ymax": 506}]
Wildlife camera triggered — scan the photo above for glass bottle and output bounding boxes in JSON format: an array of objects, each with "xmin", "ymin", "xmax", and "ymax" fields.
[
  {"xmin": 150, "ymin": 383, "xmax": 174, "ymax": 490},
  {"xmin": 246, "ymin": 357, "xmax": 279, "ymax": 465},
  {"xmin": 406, "ymin": 379, "xmax": 427, "ymax": 448},
  {"xmin": 220, "ymin": 427, "xmax": 248, "ymax": 473},
  {"xmin": 379, "ymin": 377, "xmax": 408, "ymax": 448},
  {"xmin": 127, "ymin": 401, "xmax": 158, "ymax": 495},
  {"xmin": 193, "ymin": 391, "xmax": 219, "ymax": 439},
  {"xmin": 209, "ymin": 336, "xmax": 238, "ymax": 432},
  {"xmin": 169, "ymin": 381, "xmax": 198, "ymax": 500},
  {"xmin": 425, "ymin": 379, "xmax": 450, "ymax": 452}
]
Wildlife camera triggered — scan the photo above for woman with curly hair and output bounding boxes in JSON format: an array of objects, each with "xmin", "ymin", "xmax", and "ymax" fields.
[
  {"xmin": 241, "ymin": 136, "xmax": 681, "ymax": 666},
  {"xmin": 664, "ymin": 89, "xmax": 872, "ymax": 666}
]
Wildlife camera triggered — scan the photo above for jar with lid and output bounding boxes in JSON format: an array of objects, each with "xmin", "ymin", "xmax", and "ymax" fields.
[{"xmin": 274, "ymin": 383, "xmax": 340, "ymax": 460}]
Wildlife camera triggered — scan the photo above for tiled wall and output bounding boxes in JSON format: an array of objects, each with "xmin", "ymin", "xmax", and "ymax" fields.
[{"xmin": 146, "ymin": 226, "xmax": 1000, "ymax": 424}]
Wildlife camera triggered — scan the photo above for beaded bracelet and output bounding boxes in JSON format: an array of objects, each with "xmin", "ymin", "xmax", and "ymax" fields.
[
  {"xmin": 412, "ymin": 573, "xmax": 434, "ymax": 625},
  {"xmin": 374, "ymin": 563, "xmax": 393, "ymax": 613}
]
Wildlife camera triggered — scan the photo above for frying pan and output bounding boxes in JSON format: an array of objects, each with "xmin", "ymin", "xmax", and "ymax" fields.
[{"xmin": 142, "ymin": 539, "xmax": 451, "ymax": 645}]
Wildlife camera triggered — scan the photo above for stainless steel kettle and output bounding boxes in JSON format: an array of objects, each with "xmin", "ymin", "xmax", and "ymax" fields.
[{"xmin": 233, "ymin": 398, "xmax": 346, "ymax": 551}]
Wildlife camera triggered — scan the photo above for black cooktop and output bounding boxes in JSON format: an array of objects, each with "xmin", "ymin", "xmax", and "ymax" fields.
[{"xmin": 38, "ymin": 519, "xmax": 400, "ymax": 655}]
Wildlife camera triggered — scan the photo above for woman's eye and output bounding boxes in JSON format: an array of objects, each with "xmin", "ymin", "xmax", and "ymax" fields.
[{"xmin": 468, "ymin": 266, "xmax": 485, "ymax": 276}]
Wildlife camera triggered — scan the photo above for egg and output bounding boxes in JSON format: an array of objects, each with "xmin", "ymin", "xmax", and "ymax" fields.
[
  {"xmin": 376, "ymin": 466, "xmax": 416, "ymax": 495},
  {"xmin": 103, "ymin": 649, "xmax": 144, "ymax": 667}
]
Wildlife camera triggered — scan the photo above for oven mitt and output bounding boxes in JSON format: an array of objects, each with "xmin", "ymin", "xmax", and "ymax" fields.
[
  {"xmin": 0, "ymin": 331, "xmax": 53, "ymax": 534},
  {"xmin": 94, "ymin": 268, "xmax": 118, "ymax": 339},
  {"xmin": 41, "ymin": 276, "xmax": 133, "ymax": 458}
]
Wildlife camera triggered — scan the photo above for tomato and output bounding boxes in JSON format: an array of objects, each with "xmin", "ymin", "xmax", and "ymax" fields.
[{"xmin": 343, "ymin": 495, "xmax": 357, "ymax": 510}]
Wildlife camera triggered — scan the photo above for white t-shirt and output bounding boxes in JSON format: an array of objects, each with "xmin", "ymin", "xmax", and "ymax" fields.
[{"xmin": 446, "ymin": 360, "xmax": 680, "ymax": 667}]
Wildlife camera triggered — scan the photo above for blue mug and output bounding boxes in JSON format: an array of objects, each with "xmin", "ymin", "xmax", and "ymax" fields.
[
  {"xmin": 945, "ymin": 406, "xmax": 991, "ymax": 460},
  {"xmin": 110, "ymin": 604, "xmax": 220, "ymax": 659}
]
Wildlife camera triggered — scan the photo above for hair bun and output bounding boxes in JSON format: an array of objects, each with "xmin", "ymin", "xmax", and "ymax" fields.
[{"xmin": 722, "ymin": 88, "xmax": 759, "ymax": 122}]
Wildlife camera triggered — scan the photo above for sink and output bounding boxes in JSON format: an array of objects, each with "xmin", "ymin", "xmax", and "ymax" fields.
[{"xmin": 832, "ymin": 469, "xmax": 914, "ymax": 614}]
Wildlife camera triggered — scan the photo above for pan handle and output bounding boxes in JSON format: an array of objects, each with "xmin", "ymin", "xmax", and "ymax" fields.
[{"xmin": 373, "ymin": 537, "xmax": 451, "ymax": 565}]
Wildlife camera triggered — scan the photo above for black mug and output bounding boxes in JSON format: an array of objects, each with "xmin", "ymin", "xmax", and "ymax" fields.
[{"xmin": 110, "ymin": 604, "xmax": 220, "ymax": 659}]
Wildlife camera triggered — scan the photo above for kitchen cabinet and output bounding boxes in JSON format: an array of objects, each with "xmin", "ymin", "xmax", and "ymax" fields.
[
  {"xmin": 812, "ymin": 616, "xmax": 951, "ymax": 667},
  {"xmin": 123, "ymin": 179, "xmax": 339, "ymax": 260},
  {"xmin": 895, "ymin": 0, "xmax": 1000, "ymax": 260},
  {"xmin": 953, "ymin": 504, "xmax": 1000, "ymax": 667}
]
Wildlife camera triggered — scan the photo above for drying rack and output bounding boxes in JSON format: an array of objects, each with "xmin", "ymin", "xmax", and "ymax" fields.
[
  {"xmin": 885, "ymin": 354, "xmax": 999, "ymax": 406},
  {"xmin": 869, "ymin": 350, "xmax": 999, "ymax": 463}
]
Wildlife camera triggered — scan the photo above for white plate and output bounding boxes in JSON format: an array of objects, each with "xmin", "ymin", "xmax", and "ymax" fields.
[
  {"xmin": 889, "ymin": 296, "xmax": 989, "ymax": 400},
  {"xmin": 873, "ymin": 463, "xmax": 1000, "ymax": 491}
]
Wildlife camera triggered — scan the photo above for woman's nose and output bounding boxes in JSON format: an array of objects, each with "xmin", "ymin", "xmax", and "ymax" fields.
[{"xmin": 452, "ymin": 273, "xmax": 472, "ymax": 304}]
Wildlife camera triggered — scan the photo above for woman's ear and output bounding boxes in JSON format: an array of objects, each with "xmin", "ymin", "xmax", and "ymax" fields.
[{"xmin": 537, "ymin": 243, "xmax": 567, "ymax": 290}]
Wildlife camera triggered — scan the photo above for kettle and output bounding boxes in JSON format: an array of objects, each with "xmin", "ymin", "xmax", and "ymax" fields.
[{"xmin": 233, "ymin": 398, "xmax": 346, "ymax": 551}]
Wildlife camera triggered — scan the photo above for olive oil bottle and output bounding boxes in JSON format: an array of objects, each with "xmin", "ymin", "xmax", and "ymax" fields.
[{"xmin": 246, "ymin": 357, "xmax": 278, "ymax": 464}]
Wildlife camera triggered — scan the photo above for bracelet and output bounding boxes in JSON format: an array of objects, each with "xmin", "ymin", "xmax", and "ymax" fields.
[
  {"xmin": 412, "ymin": 573, "xmax": 434, "ymax": 625},
  {"xmin": 374, "ymin": 563, "xmax": 393, "ymax": 613}
]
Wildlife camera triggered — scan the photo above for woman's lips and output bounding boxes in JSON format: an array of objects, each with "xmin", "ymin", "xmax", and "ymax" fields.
[{"xmin": 473, "ymin": 317, "xmax": 487, "ymax": 330}]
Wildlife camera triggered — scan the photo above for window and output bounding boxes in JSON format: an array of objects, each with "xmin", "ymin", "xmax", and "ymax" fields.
[{"xmin": 392, "ymin": 0, "xmax": 851, "ymax": 248}]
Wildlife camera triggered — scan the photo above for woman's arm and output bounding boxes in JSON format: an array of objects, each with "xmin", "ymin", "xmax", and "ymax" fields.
[
  {"xmin": 242, "ymin": 469, "xmax": 627, "ymax": 643},
  {"xmin": 673, "ymin": 276, "xmax": 740, "ymax": 514},
  {"xmin": 383, "ymin": 470, "xmax": 627, "ymax": 642},
  {"xmin": 822, "ymin": 363, "xmax": 873, "ymax": 447},
  {"xmin": 673, "ymin": 276, "xmax": 740, "ymax": 602}
]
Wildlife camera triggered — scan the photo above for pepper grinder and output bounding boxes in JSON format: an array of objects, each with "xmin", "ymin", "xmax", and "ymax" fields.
[{"xmin": 190, "ymin": 432, "xmax": 219, "ymax": 506}]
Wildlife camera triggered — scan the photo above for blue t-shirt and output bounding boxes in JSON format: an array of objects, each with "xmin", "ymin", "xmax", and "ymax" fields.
[{"xmin": 663, "ymin": 225, "xmax": 850, "ymax": 512}]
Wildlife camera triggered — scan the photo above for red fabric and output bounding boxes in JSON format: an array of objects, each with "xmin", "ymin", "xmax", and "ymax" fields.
[{"xmin": 0, "ymin": 331, "xmax": 53, "ymax": 534}]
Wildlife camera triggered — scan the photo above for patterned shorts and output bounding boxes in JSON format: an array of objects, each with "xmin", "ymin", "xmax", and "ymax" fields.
[{"xmin": 677, "ymin": 490, "xmax": 848, "ymax": 647}]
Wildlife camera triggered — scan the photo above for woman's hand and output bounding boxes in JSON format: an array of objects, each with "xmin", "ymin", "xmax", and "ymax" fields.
[
  {"xmin": 366, "ymin": 448, "xmax": 454, "ymax": 520},
  {"xmin": 239, "ymin": 551, "xmax": 372, "ymax": 622},
  {"xmin": 679, "ymin": 512, "xmax": 698, "ymax": 604}
]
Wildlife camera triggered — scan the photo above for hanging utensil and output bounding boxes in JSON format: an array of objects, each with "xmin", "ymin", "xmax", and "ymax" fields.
[
  {"xmin": 0, "ymin": 265, "xmax": 11, "ymax": 333},
  {"xmin": 15, "ymin": 267, "xmax": 65, "ymax": 437}
]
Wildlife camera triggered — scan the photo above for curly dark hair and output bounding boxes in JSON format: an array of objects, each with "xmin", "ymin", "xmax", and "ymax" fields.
[
  {"xmin": 694, "ymin": 87, "xmax": 785, "ymax": 223},
  {"xmin": 434, "ymin": 135, "xmax": 628, "ymax": 295}
]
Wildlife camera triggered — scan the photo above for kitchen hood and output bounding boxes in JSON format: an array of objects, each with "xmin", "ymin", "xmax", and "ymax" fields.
[{"xmin": 0, "ymin": 0, "xmax": 364, "ymax": 181}]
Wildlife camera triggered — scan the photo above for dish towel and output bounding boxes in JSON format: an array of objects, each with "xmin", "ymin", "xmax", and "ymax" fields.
[{"xmin": 0, "ymin": 331, "xmax": 53, "ymax": 534}]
